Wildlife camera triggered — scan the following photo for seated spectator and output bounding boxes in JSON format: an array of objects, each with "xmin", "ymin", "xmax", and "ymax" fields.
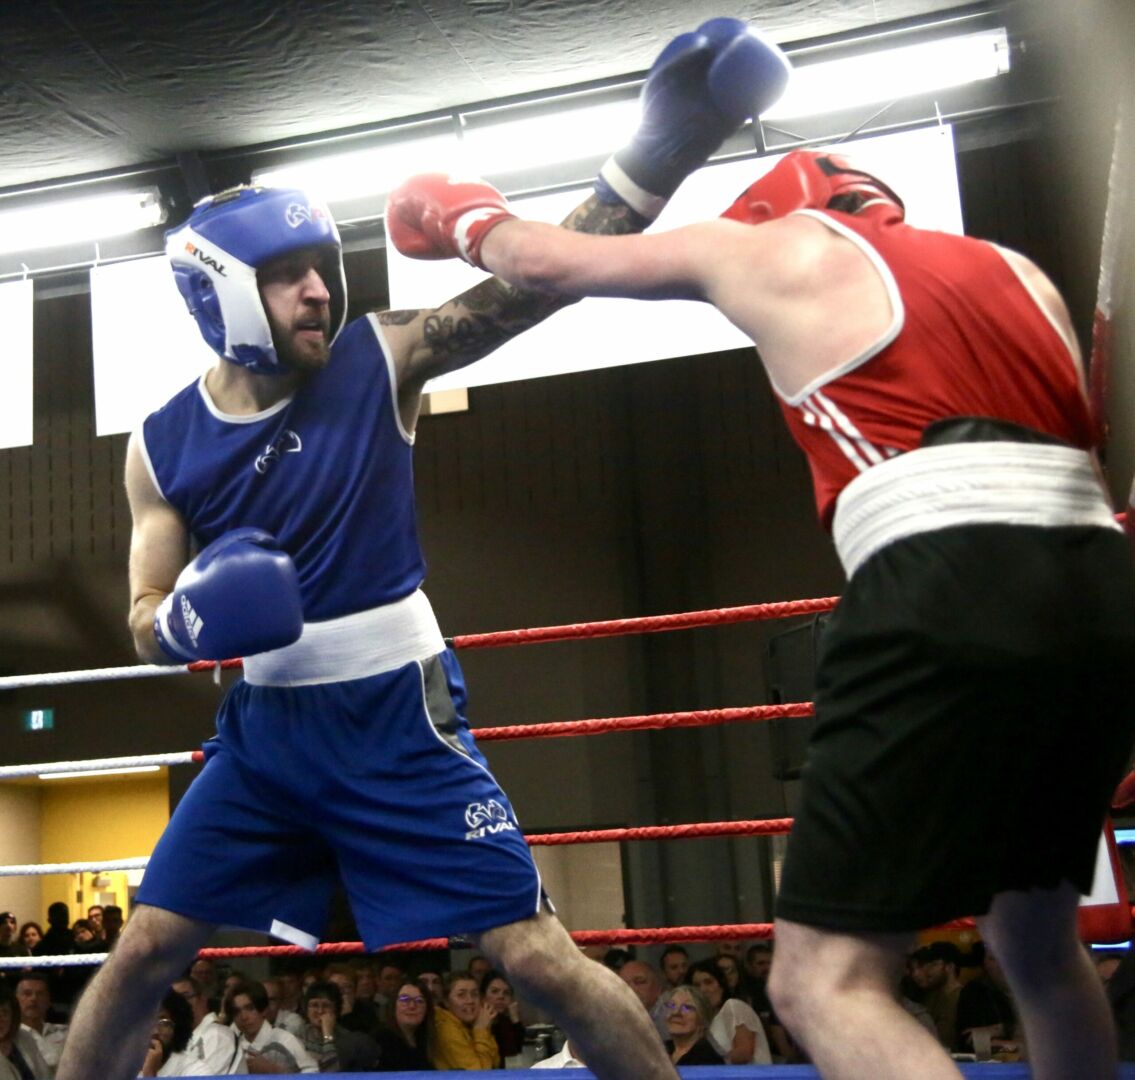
[
  {"xmin": 170, "ymin": 975, "xmax": 244, "ymax": 1075},
  {"xmin": 16, "ymin": 973, "xmax": 66, "ymax": 1075},
  {"xmin": 480, "ymin": 970, "xmax": 525, "ymax": 1061},
  {"xmin": 660, "ymin": 986, "xmax": 723, "ymax": 1066},
  {"xmin": 230, "ymin": 980, "xmax": 317, "ymax": 1073},
  {"xmin": 618, "ymin": 959, "xmax": 668, "ymax": 1041},
  {"xmin": 0, "ymin": 981, "xmax": 51, "ymax": 1079},
  {"xmin": 416, "ymin": 970, "xmax": 445, "ymax": 1007},
  {"xmin": 954, "ymin": 946, "xmax": 1019, "ymax": 1055},
  {"xmin": 431, "ymin": 972, "xmax": 500, "ymax": 1070},
  {"xmin": 467, "ymin": 956, "xmax": 492, "ymax": 985},
  {"xmin": 375, "ymin": 959, "xmax": 407, "ymax": 1014},
  {"xmin": 139, "ymin": 988, "xmax": 204, "ymax": 1077},
  {"xmin": 301, "ymin": 980, "xmax": 381, "ymax": 1072},
  {"xmin": 275, "ymin": 970, "xmax": 303, "ymax": 1017},
  {"xmin": 689, "ymin": 959, "xmax": 772, "ymax": 1065},
  {"xmin": 35, "ymin": 906, "xmax": 71, "ymax": 961},
  {"xmin": 352, "ymin": 963, "xmax": 378, "ymax": 1006},
  {"xmin": 659, "ymin": 945, "xmax": 689, "ymax": 989},
  {"xmin": 0, "ymin": 914, "xmax": 29, "ymax": 959},
  {"xmin": 375, "ymin": 980, "xmax": 435, "ymax": 1072},
  {"xmin": 100, "ymin": 906, "xmax": 124, "ymax": 950},
  {"xmin": 86, "ymin": 906, "xmax": 104, "ymax": 943},
  {"xmin": 714, "ymin": 940, "xmax": 745, "ymax": 961},
  {"xmin": 18, "ymin": 924, "xmax": 42, "ymax": 954},
  {"xmin": 909, "ymin": 942, "xmax": 964, "ymax": 1050},
  {"xmin": 189, "ymin": 958, "xmax": 220, "ymax": 1011},
  {"xmin": 324, "ymin": 964, "xmax": 379, "ymax": 1036},
  {"xmin": 261, "ymin": 978, "xmax": 304, "ymax": 1040},
  {"xmin": 715, "ymin": 954, "xmax": 753, "ymax": 1006}
]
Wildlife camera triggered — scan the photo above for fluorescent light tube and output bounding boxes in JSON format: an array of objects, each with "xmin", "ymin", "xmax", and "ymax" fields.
[
  {"xmin": 764, "ymin": 28, "xmax": 1011, "ymax": 121},
  {"xmin": 0, "ymin": 189, "xmax": 165, "ymax": 256}
]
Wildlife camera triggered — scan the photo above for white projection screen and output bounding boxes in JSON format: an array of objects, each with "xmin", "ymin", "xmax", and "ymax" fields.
[
  {"xmin": 91, "ymin": 125, "xmax": 962, "ymax": 435},
  {"xmin": 389, "ymin": 125, "xmax": 963, "ymax": 393},
  {"xmin": 0, "ymin": 280, "xmax": 34, "ymax": 450}
]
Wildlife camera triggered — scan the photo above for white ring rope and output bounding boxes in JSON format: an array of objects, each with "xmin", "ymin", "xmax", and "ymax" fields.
[
  {"xmin": 0, "ymin": 751, "xmax": 199, "ymax": 780},
  {"xmin": 0, "ymin": 661, "xmax": 196, "ymax": 691},
  {"xmin": 0, "ymin": 953, "xmax": 107, "ymax": 969},
  {"xmin": 0, "ymin": 857, "xmax": 148, "ymax": 877}
]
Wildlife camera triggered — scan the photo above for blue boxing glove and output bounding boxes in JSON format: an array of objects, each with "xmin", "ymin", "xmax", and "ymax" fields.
[
  {"xmin": 596, "ymin": 18, "xmax": 791, "ymax": 221},
  {"xmin": 153, "ymin": 528, "xmax": 303, "ymax": 662}
]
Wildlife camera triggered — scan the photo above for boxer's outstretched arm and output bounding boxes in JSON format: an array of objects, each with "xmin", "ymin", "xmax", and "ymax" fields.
[
  {"xmin": 124, "ymin": 434, "xmax": 190, "ymax": 663},
  {"xmin": 380, "ymin": 194, "xmax": 644, "ymax": 429}
]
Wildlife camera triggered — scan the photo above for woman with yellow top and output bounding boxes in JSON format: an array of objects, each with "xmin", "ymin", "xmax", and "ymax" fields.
[{"xmin": 431, "ymin": 972, "xmax": 501, "ymax": 1070}]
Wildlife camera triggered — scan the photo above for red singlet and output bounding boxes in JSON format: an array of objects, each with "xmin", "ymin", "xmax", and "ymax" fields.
[{"xmin": 772, "ymin": 209, "xmax": 1095, "ymax": 529}]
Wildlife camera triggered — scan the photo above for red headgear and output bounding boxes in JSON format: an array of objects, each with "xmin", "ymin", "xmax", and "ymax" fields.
[{"xmin": 720, "ymin": 150, "xmax": 905, "ymax": 225}]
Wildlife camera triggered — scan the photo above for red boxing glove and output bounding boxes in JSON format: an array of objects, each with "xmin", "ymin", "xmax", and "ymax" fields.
[{"xmin": 386, "ymin": 173, "xmax": 515, "ymax": 270}]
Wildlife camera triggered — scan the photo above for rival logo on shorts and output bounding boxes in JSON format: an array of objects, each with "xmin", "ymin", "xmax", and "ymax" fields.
[
  {"xmin": 183, "ymin": 241, "xmax": 227, "ymax": 277},
  {"xmin": 179, "ymin": 595, "xmax": 203, "ymax": 647},
  {"xmin": 464, "ymin": 799, "xmax": 516, "ymax": 841}
]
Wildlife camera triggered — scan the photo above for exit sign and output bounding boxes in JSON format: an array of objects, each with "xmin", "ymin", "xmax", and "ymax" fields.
[{"xmin": 22, "ymin": 709, "xmax": 54, "ymax": 732}]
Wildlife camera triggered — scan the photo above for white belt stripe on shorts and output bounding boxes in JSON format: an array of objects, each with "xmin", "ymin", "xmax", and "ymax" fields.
[
  {"xmin": 832, "ymin": 442, "xmax": 1120, "ymax": 579},
  {"xmin": 243, "ymin": 588, "xmax": 446, "ymax": 687}
]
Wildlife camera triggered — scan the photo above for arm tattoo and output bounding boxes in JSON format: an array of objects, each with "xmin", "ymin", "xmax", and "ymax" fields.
[
  {"xmin": 416, "ymin": 194, "xmax": 647, "ymax": 372},
  {"xmin": 376, "ymin": 309, "xmax": 419, "ymax": 326}
]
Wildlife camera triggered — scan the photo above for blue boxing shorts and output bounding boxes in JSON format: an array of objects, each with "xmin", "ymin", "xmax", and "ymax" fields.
[{"xmin": 136, "ymin": 649, "xmax": 544, "ymax": 950}]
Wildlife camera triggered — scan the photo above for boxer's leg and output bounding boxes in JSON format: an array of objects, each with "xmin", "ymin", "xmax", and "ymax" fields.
[
  {"xmin": 769, "ymin": 917, "xmax": 963, "ymax": 1080},
  {"xmin": 56, "ymin": 903, "xmax": 215, "ymax": 1080},
  {"xmin": 978, "ymin": 881, "xmax": 1117, "ymax": 1080},
  {"xmin": 475, "ymin": 908, "xmax": 678, "ymax": 1080}
]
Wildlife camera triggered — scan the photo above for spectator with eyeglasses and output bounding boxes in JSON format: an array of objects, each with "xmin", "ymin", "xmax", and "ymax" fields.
[
  {"xmin": 139, "ymin": 989, "xmax": 199, "ymax": 1077},
  {"xmin": 375, "ymin": 981, "xmax": 435, "ymax": 1071},
  {"xmin": 660, "ymin": 986, "xmax": 723, "ymax": 1067},
  {"xmin": 431, "ymin": 972, "xmax": 500, "ymax": 1070},
  {"xmin": 301, "ymin": 981, "xmax": 381, "ymax": 1072},
  {"xmin": 168, "ymin": 975, "xmax": 244, "ymax": 1076}
]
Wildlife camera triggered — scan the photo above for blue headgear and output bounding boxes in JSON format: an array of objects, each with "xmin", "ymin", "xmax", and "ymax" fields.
[{"xmin": 165, "ymin": 185, "xmax": 348, "ymax": 374}]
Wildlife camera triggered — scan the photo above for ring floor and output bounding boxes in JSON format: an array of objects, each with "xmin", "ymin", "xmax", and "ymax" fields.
[{"xmin": 179, "ymin": 1067, "xmax": 1135, "ymax": 1079}]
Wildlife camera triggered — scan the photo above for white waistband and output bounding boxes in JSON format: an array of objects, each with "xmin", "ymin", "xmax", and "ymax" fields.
[
  {"xmin": 243, "ymin": 589, "xmax": 446, "ymax": 687},
  {"xmin": 832, "ymin": 442, "xmax": 1119, "ymax": 578}
]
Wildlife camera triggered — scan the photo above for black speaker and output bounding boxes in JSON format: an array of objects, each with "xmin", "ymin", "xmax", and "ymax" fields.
[{"xmin": 764, "ymin": 614, "xmax": 829, "ymax": 781}]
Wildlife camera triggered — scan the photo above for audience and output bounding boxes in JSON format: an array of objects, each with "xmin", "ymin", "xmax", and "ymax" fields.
[
  {"xmin": 100, "ymin": 905, "xmax": 124, "ymax": 950},
  {"xmin": 375, "ymin": 980, "xmax": 435, "ymax": 1071},
  {"xmin": 954, "ymin": 946, "xmax": 1019, "ymax": 1056},
  {"xmin": 661, "ymin": 985, "xmax": 724, "ymax": 1066},
  {"xmin": 659, "ymin": 945, "xmax": 690, "ymax": 989},
  {"xmin": 301, "ymin": 980, "xmax": 381, "ymax": 1072},
  {"xmin": 0, "ymin": 914, "xmax": 28, "ymax": 959},
  {"xmin": 416, "ymin": 970, "xmax": 445, "ymax": 1008},
  {"xmin": 431, "ymin": 972, "xmax": 500, "ymax": 1070},
  {"xmin": 230, "ymin": 980, "xmax": 317, "ymax": 1073},
  {"xmin": 480, "ymin": 970, "xmax": 525, "ymax": 1061},
  {"xmin": 35, "ymin": 906, "xmax": 72, "ymax": 961},
  {"xmin": 262, "ymin": 978, "xmax": 305, "ymax": 1039},
  {"xmin": 689, "ymin": 958, "xmax": 772, "ymax": 1065},
  {"xmin": 909, "ymin": 941, "xmax": 965, "ymax": 1050},
  {"xmin": 15, "ymin": 973, "xmax": 66, "ymax": 1076},
  {"xmin": 139, "ymin": 989, "xmax": 199, "ymax": 1078},
  {"xmin": 85, "ymin": 906, "xmax": 104, "ymax": 943},
  {"xmin": 325, "ymin": 964, "xmax": 379, "ymax": 1037},
  {"xmin": 618, "ymin": 959, "xmax": 668, "ymax": 1041},
  {"xmin": 170, "ymin": 974, "xmax": 244, "ymax": 1075},
  {"xmin": 18, "ymin": 924, "xmax": 43, "ymax": 954},
  {"xmin": 0, "ymin": 981, "xmax": 50, "ymax": 1079}
]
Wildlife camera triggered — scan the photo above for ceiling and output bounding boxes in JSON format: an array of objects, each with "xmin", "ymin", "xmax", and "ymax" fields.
[{"xmin": 3, "ymin": 0, "xmax": 974, "ymax": 196}]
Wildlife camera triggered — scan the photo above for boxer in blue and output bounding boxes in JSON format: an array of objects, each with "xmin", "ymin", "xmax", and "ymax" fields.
[{"xmin": 55, "ymin": 20, "xmax": 789, "ymax": 1080}]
